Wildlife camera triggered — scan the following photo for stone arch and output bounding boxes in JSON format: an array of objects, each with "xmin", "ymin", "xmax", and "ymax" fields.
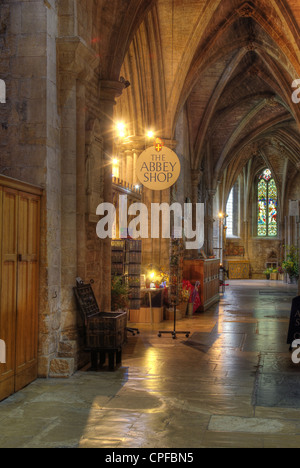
[{"xmin": 167, "ymin": 0, "xmax": 300, "ymax": 140}]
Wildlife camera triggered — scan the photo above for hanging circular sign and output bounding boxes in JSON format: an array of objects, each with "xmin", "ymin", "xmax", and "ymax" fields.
[{"xmin": 136, "ymin": 145, "xmax": 181, "ymax": 191}]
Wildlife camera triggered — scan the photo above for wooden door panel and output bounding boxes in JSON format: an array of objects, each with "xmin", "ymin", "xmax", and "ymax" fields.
[
  {"xmin": 0, "ymin": 188, "xmax": 18, "ymax": 401},
  {"xmin": 15, "ymin": 193, "xmax": 40, "ymax": 392},
  {"xmin": 0, "ymin": 186, "xmax": 40, "ymax": 400}
]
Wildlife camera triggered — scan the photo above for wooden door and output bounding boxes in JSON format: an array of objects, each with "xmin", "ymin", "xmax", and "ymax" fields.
[
  {"xmin": 0, "ymin": 187, "xmax": 18, "ymax": 401},
  {"xmin": 0, "ymin": 182, "xmax": 41, "ymax": 401},
  {"xmin": 15, "ymin": 192, "xmax": 40, "ymax": 392}
]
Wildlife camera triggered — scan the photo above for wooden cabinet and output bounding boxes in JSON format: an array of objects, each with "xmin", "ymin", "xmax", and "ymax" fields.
[
  {"xmin": 183, "ymin": 259, "xmax": 220, "ymax": 312},
  {"xmin": 0, "ymin": 177, "xmax": 41, "ymax": 402}
]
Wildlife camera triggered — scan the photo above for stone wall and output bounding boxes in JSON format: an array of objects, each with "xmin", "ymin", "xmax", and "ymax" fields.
[
  {"xmin": 0, "ymin": 0, "xmax": 110, "ymax": 378},
  {"xmin": 0, "ymin": 0, "xmax": 63, "ymax": 377}
]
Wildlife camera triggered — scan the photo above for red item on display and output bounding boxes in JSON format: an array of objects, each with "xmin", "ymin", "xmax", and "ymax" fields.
[{"xmin": 182, "ymin": 280, "xmax": 202, "ymax": 313}]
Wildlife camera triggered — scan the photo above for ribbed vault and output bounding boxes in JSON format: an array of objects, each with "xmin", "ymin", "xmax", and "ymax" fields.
[{"xmin": 114, "ymin": 0, "xmax": 300, "ymax": 200}]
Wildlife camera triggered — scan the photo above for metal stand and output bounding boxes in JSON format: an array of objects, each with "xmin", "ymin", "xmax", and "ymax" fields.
[
  {"xmin": 127, "ymin": 327, "xmax": 140, "ymax": 336},
  {"xmin": 158, "ymin": 304, "xmax": 190, "ymax": 340}
]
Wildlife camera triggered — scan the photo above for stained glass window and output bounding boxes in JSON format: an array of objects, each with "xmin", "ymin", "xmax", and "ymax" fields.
[
  {"xmin": 257, "ymin": 170, "xmax": 278, "ymax": 237},
  {"xmin": 259, "ymin": 169, "xmax": 272, "ymax": 182},
  {"xmin": 268, "ymin": 179, "xmax": 277, "ymax": 236},
  {"xmin": 258, "ymin": 180, "xmax": 267, "ymax": 236}
]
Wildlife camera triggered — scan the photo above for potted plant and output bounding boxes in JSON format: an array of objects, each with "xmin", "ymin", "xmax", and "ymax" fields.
[
  {"xmin": 277, "ymin": 266, "xmax": 285, "ymax": 281},
  {"xmin": 282, "ymin": 245, "xmax": 299, "ymax": 285},
  {"xmin": 179, "ymin": 285, "xmax": 191, "ymax": 316},
  {"xmin": 263, "ymin": 268, "xmax": 273, "ymax": 280},
  {"xmin": 270, "ymin": 268, "xmax": 278, "ymax": 281},
  {"xmin": 111, "ymin": 276, "xmax": 130, "ymax": 311}
]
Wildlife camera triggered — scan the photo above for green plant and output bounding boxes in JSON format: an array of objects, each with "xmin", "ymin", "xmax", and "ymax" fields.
[
  {"xmin": 263, "ymin": 268, "xmax": 273, "ymax": 277},
  {"xmin": 111, "ymin": 276, "xmax": 130, "ymax": 311},
  {"xmin": 282, "ymin": 245, "xmax": 299, "ymax": 279}
]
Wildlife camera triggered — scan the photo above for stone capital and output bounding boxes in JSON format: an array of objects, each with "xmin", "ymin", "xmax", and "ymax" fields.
[
  {"xmin": 100, "ymin": 80, "xmax": 126, "ymax": 104},
  {"xmin": 207, "ymin": 189, "xmax": 217, "ymax": 200},
  {"xmin": 57, "ymin": 37, "xmax": 99, "ymax": 81},
  {"xmin": 122, "ymin": 136, "xmax": 146, "ymax": 153}
]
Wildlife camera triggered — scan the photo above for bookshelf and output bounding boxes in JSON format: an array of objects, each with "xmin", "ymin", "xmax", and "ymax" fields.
[{"xmin": 111, "ymin": 239, "xmax": 142, "ymax": 311}]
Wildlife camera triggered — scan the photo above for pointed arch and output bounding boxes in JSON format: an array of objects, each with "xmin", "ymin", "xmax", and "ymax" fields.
[{"xmin": 166, "ymin": 0, "xmax": 300, "ymax": 140}]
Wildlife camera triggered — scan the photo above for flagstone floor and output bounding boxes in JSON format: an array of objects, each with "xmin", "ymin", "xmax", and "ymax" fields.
[{"xmin": 0, "ymin": 280, "xmax": 299, "ymax": 448}]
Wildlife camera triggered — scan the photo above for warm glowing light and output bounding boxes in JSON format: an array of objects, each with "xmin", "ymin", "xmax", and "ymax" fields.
[
  {"xmin": 135, "ymin": 185, "xmax": 140, "ymax": 190},
  {"xmin": 147, "ymin": 131, "xmax": 154, "ymax": 139},
  {"xmin": 117, "ymin": 122, "xmax": 125, "ymax": 131},
  {"xmin": 112, "ymin": 158, "xmax": 120, "ymax": 178},
  {"xmin": 219, "ymin": 212, "xmax": 224, "ymax": 218},
  {"xmin": 116, "ymin": 122, "xmax": 126, "ymax": 138},
  {"xmin": 150, "ymin": 272, "xmax": 155, "ymax": 280}
]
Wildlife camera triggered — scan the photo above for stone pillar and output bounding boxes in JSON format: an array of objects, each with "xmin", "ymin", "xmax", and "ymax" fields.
[
  {"xmin": 123, "ymin": 137, "xmax": 145, "ymax": 186},
  {"xmin": 133, "ymin": 149, "xmax": 143, "ymax": 186},
  {"xmin": 189, "ymin": 171, "xmax": 203, "ymax": 258},
  {"xmin": 133, "ymin": 152, "xmax": 138, "ymax": 185},
  {"xmin": 76, "ymin": 81, "xmax": 86, "ymax": 282},
  {"xmin": 100, "ymin": 80, "xmax": 125, "ymax": 311},
  {"xmin": 120, "ymin": 149, "xmax": 127, "ymax": 182},
  {"xmin": 244, "ymin": 220, "xmax": 250, "ymax": 259},
  {"xmin": 59, "ymin": 70, "xmax": 78, "ymax": 339},
  {"xmin": 53, "ymin": 37, "xmax": 99, "ymax": 376},
  {"xmin": 125, "ymin": 149, "xmax": 133, "ymax": 186},
  {"xmin": 207, "ymin": 189, "xmax": 217, "ymax": 258}
]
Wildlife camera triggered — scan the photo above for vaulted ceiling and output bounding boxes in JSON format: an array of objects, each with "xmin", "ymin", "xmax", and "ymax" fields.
[{"xmin": 112, "ymin": 0, "xmax": 300, "ymax": 195}]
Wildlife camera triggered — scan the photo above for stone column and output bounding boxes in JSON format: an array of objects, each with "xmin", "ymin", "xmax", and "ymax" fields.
[
  {"xmin": 123, "ymin": 137, "xmax": 145, "ymax": 186},
  {"xmin": 133, "ymin": 149, "xmax": 143, "ymax": 186},
  {"xmin": 99, "ymin": 80, "xmax": 125, "ymax": 311},
  {"xmin": 125, "ymin": 149, "xmax": 133, "ymax": 186},
  {"xmin": 76, "ymin": 81, "xmax": 86, "ymax": 281},
  {"xmin": 53, "ymin": 38, "xmax": 99, "ymax": 377},
  {"xmin": 243, "ymin": 220, "xmax": 249, "ymax": 259},
  {"xmin": 207, "ymin": 189, "xmax": 217, "ymax": 258},
  {"xmin": 189, "ymin": 171, "xmax": 203, "ymax": 258}
]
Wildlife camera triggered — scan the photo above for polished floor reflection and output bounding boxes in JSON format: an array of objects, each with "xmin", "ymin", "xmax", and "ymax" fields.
[{"xmin": 0, "ymin": 280, "xmax": 299, "ymax": 448}]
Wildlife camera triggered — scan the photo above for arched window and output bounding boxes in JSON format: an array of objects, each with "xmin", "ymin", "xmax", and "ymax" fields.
[
  {"xmin": 257, "ymin": 169, "xmax": 278, "ymax": 237},
  {"xmin": 226, "ymin": 189, "xmax": 234, "ymax": 236},
  {"xmin": 226, "ymin": 181, "xmax": 239, "ymax": 237}
]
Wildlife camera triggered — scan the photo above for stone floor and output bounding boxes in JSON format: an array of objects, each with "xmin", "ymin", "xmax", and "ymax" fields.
[{"xmin": 0, "ymin": 280, "xmax": 300, "ymax": 448}]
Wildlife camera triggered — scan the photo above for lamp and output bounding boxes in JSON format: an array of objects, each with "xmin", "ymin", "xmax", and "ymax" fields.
[{"xmin": 116, "ymin": 122, "xmax": 126, "ymax": 138}]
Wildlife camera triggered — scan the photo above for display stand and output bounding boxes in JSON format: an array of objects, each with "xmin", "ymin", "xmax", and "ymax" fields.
[
  {"xmin": 158, "ymin": 303, "xmax": 190, "ymax": 340},
  {"xmin": 158, "ymin": 238, "xmax": 190, "ymax": 340},
  {"xmin": 111, "ymin": 240, "xmax": 140, "ymax": 336}
]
